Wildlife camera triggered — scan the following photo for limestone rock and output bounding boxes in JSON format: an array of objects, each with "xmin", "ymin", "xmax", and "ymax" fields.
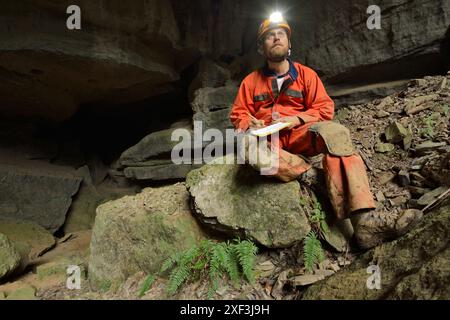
[
  {"xmin": 119, "ymin": 125, "xmax": 192, "ymax": 165},
  {"xmin": 124, "ymin": 164, "xmax": 201, "ymax": 181},
  {"xmin": 375, "ymin": 142, "xmax": 395, "ymax": 153},
  {"xmin": 323, "ymin": 219, "xmax": 353, "ymax": 253},
  {"xmin": 0, "ymin": 233, "xmax": 21, "ymax": 281},
  {"xmin": 303, "ymin": 0, "xmax": 450, "ymax": 82},
  {"xmin": 0, "ymin": 220, "xmax": 56, "ymax": 263},
  {"xmin": 405, "ymin": 94, "xmax": 438, "ymax": 115},
  {"xmin": 188, "ymin": 58, "xmax": 232, "ymax": 102},
  {"xmin": 63, "ymin": 182, "xmax": 103, "ymax": 234},
  {"xmin": 302, "ymin": 201, "xmax": 450, "ymax": 300},
  {"xmin": 186, "ymin": 156, "xmax": 311, "ymax": 248},
  {"xmin": 0, "ymin": 0, "xmax": 184, "ymax": 122},
  {"xmin": 0, "ymin": 164, "xmax": 81, "ymax": 233},
  {"xmin": 191, "ymin": 85, "xmax": 238, "ymax": 133},
  {"xmin": 88, "ymin": 183, "xmax": 206, "ymax": 289},
  {"xmin": 417, "ymin": 187, "xmax": 448, "ymax": 207},
  {"xmin": 385, "ymin": 122, "xmax": 408, "ymax": 144}
]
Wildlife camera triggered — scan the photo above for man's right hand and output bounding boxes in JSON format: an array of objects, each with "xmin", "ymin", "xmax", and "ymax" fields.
[{"xmin": 249, "ymin": 117, "xmax": 265, "ymax": 129}]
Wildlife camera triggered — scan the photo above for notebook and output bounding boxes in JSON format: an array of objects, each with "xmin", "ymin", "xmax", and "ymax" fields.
[{"xmin": 249, "ymin": 122, "xmax": 292, "ymax": 137}]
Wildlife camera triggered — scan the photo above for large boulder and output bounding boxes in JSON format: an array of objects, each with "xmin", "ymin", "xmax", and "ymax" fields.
[
  {"xmin": 0, "ymin": 220, "xmax": 55, "ymax": 265},
  {"xmin": 185, "ymin": 156, "xmax": 311, "ymax": 248},
  {"xmin": 302, "ymin": 201, "xmax": 450, "ymax": 300},
  {"xmin": 0, "ymin": 163, "xmax": 82, "ymax": 233},
  {"xmin": 119, "ymin": 126, "xmax": 191, "ymax": 165},
  {"xmin": 124, "ymin": 163, "xmax": 201, "ymax": 181},
  {"xmin": 88, "ymin": 183, "xmax": 206, "ymax": 289},
  {"xmin": 117, "ymin": 120, "xmax": 201, "ymax": 181},
  {"xmin": 0, "ymin": 233, "xmax": 21, "ymax": 282}
]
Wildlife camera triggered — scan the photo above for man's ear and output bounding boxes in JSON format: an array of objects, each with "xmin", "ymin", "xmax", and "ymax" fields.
[{"xmin": 257, "ymin": 45, "xmax": 264, "ymax": 56}]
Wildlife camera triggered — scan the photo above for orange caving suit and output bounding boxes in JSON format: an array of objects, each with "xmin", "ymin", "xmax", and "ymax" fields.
[{"xmin": 230, "ymin": 60, "xmax": 375, "ymax": 219}]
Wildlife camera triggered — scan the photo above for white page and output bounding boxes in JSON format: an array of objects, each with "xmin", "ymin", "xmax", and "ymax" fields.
[{"xmin": 249, "ymin": 122, "xmax": 291, "ymax": 137}]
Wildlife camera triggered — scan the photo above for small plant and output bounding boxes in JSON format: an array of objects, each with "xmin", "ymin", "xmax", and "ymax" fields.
[
  {"xmin": 302, "ymin": 196, "xmax": 328, "ymax": 274},
  {"xmin": 303, "ymin": 231, "xmax": 325, "ymax": 273},
  {"xmin": 161, "ymin": 239, "xmax": 258, "ymax": 298},
  {"xmin": 138, "ymin": 274, "xmax": 155, "ymax": 298},
  {"xmin": 309, "ymin": 199, "xmax": 330, "ymax": 237},
  {"xmin": 419, "ymin": 114, "xmax": 438, "ymax": 139}
]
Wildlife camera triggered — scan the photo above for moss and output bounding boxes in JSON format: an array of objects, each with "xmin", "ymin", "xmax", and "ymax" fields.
[
  {"xmin": 99, "ymin": 280, "xmax": 112, "ymax": 293},
  {"xmin": 5, "ymin": 285, "xmax": 37, "ymax": 300}
]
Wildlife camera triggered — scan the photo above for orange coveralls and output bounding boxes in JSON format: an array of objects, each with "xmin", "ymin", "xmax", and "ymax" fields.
[{"xmin": 230, "ymin": 60, "xmax": 375, "ymax": 219}]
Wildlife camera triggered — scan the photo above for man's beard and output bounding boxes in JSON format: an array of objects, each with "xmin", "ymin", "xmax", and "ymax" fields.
[{"xmin": 266, "ymin": 46, "xmax": 289, "ymax": 63}]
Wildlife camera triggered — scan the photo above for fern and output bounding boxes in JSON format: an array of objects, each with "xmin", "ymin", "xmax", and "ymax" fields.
[
  {"xmin": 309, "ymin": 199, "xmax": 330, "ymax": 237},
  {"xmin": 224, "ymin": 243, "xmax": 241, "ymax": 286},
  {"xmin": 161, "ymin": 252, "xmax": 182, "ymax": 274},
  {"xmin": 231, "ymin": 240, "xmax": 258, "ymax": 283},
  {"xmin": 161, "ymin": 239, "xmax": 258, "ymax": 297},
  {"xmin": 167, "ymin": 262, "xmax": 191, "ymax": 295},
  {"xmin": 138, "ymin": 274, "xmax": 155, "ymax": 298},
  {"xmin": 303, "ymin": 231, "xmax": 325, "ymax": 273}
]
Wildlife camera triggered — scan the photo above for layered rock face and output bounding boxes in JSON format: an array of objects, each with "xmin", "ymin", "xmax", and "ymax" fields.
[
  {"xmin": 302, "ymin": 0, "xmax": 450, "ymax": 81},
  {"xmin": 1, "ymin": 0, "xmax": 448, "ymax": 122},
  {"xmin": 0, "ymin": 0, "xmax": 185, "ymax": 122}
]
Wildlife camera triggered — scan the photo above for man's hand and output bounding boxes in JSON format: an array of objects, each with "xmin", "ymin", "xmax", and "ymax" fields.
[
  {"xmin": 272, "ymin": 116, "xmax": 303, "ymax": 130},
  {"xmin": 249, "ymin": 115, "xmax": 265, "ymax": 129}
]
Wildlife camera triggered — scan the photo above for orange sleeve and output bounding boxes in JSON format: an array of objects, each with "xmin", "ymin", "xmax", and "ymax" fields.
[
  {"xmin": 297, "ymin": 69, "xmax": 334, "ymax": 124},
  {"xmin": 229, "ymin": 75, "xmax": 254, "ymax": 131}
]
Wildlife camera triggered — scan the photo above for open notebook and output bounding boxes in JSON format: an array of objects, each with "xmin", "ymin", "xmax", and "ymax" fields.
[{"xmin": 249, "ymin": 122, "xmax": 292, "ymax": 137}]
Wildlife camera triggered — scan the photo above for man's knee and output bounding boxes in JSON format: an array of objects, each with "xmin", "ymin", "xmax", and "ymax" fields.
[{"xmin": 308, "ymin": 121, "xmax": 355, "ymax": 156}]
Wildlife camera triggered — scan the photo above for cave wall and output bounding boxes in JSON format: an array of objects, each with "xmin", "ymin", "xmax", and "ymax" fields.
[{"xmin": 1, "ymin": 0, "xmax": 448, "ymax": 122}]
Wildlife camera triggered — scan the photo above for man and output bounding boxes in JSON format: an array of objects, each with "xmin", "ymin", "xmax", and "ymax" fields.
[{"xmin": 229, "ymin": 13, "xmax": 422, "ymax": 250}]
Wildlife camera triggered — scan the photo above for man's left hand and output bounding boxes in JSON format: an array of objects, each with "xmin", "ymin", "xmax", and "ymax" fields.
[{"xmin": 272, "ymin": 116, "xmax": 302, "ymax": 130}]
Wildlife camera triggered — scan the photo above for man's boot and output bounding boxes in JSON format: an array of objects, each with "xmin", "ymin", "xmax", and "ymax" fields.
[{"xmin": 350, "ymin": 209, "xmax": 423, "ymax": 250}]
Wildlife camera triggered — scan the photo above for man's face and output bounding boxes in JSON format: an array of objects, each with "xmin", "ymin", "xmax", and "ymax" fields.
[{"xmin": 261, "ymin": 27, "xmax": 290, "ymax": 63}]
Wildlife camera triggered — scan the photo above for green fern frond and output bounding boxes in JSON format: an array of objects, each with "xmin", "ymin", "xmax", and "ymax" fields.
[
  {"xmin": 161, "ymin": 254, "xmax": 179, "ymax": 274},
  {"xmin": 167, "ymin": 263, "xmax": 190, "ymax": 295},
  {"xmin": 138, "ymin": 274, "xmax": 155, "ymax": 298},
  {"xmin": 303, "ymin": 231, "xmax": 325, "ymax": 273},
  {"xmin": 207, "ymin": 278, "xmax": 219, "ymax": 300},
  {"xmin": 224, "ymin": 243, "xmax": 241, "ymax": 286},
  {"xmin": 232, "ymin": 240, "xmax": 258, "ymax": 283},
  {"xmin": 180, "ymin": 245, "xmax": 201, "ymax": 265},
  {"xmin": 162, "ymin": 238, "xmax": 258, "ymax": 295}
]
